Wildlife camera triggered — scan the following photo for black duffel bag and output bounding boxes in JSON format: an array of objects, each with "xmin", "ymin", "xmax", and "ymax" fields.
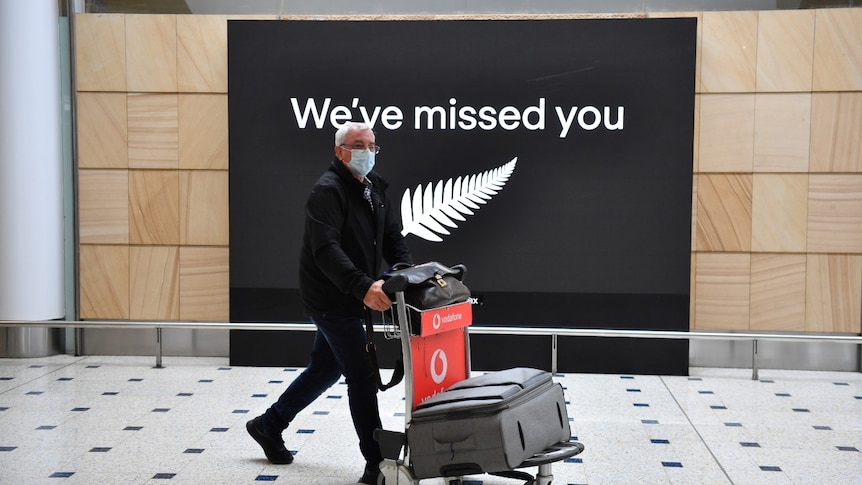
[{"xmin": 382, "ymin": 261, "xmax": 470, "ymax": 310}]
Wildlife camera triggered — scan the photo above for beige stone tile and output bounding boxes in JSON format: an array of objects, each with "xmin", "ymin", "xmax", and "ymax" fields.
[
  {"xmin": 75, "ymin": 14, "xmax": 126, "ymax": 92},
  {"xmin": 694, "ymin": 252, "xmax": 750, "ymax": 331},
  {"xmin": 178, "ymin": 94, "xmax": 228, "ymax": 170},
  {"xmin": 696, "ymin": 174, "xmax": 752, "ymax": 252},
  {"xmin": 129, "ymin": 170, "xmax": 179, "ymax": 246},
  {"xmin": 750, "ymin": 253, "xmax": 806, "ymax": 332},
  {"xmin": 753, "ymin": 93, "xmax": 811, "ymax": 172},
  {"xmin": 806, "ymin": 254, "xmax": 862, "ymax": 333},
  {"xmin": 128, "ymin": 93, "xmax": 178, "ymax": 169},
  {"xmin": 130, "ymin": 246, "xmax": 179, "ymax": 320},
  {"xmin": 813, "ymin": 8, "xmax": 862, "ymax": 91},
  {"xmin": 126, "ymin": 14, "xmax": 177, "ymax": 92},
  {"xmin": 690, "ymin": 252, "xmax": 696, "ymax": 329},
  {"xmin": 178, "ymin": 15, "xmax": 228, "ymax": 93},
  {"xmin": 807, "ymin": 174, "xmax": 862, "ymax": 253},
  {"xmin": 700, "ymin": 11, "xmax": 757, "ymax": 93},
  {"xmin": 755, "ymin": 10, "xmax": 815, "ymax": 92},
  {"xmin": 698, "ymin": 94, "xmax": 755, "ymax": 172},
  {"xmin": 79, "ymin": 245, "xmax": 129, "ymax": 320},
  {"xmin": 691, "ymin": 175, "xmax": 697, "ymax": 252},
  {"xmin": 180, "ymin": 171, "xmax": 229, "ymax": 246},
  {"xmin": 77, "ymin": 92, "xmax": 128, "ymax": 169},
  {"xmin": 180, "ymin": 247, "xmax": 229, "ymax": 321},
  {"xmin": 78, "ymin": 169, "xmax": 129, "ymax": 244},
  {"xmin": 751, "ymin": 174, "xmax": 808, "ymax": 253},
  {"xmin": 693, "ymin": 94, "xmax": 700, "ymax": 172},
  {"xmin": 810, "ymin": 92, "xmax": 862, "ymax": 173}
]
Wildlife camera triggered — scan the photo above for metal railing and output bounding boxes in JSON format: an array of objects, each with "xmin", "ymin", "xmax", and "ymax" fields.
[{"xmin": 1, "ymin": 319, "xmax": 860, "ymax": 379}]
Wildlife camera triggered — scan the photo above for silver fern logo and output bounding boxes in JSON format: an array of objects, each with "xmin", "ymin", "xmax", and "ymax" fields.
[{"xmin": 400, "ymin": 158, "xmax": 518, "ymax": 242}]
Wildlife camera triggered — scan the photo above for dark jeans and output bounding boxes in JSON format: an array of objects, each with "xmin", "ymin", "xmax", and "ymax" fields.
[{"xmin": 262, "ymin": 313, "xmax": 382, "ymax": 467}]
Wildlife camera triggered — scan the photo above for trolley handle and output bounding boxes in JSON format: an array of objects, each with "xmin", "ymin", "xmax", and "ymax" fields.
[{"xmin": 382, "ymin": 274, "xmax": 410, "ymax": 294}]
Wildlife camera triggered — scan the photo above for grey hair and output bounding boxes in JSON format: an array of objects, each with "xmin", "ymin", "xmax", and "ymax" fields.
[{"xmin": 334, "ymin": 122, "xmax": 373, "ymax": 146}]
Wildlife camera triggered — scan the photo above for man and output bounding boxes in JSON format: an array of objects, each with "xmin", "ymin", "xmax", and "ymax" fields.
[{"xmin": 247, "ymin": 122, "xmax": 412, "ymax": 485}]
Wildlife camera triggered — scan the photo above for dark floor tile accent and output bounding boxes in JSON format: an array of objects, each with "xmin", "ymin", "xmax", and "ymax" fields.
[
  {"xmin": 313, "ymin": 411, "xmax": 329, "ymax": 415},
  {"xmin": 571, "ymin": 435, "xmax": 578, "ymax": 441},
  {"xmin": 85, "ymin": 365, "xmax": 100, "ymax": 369},
  {"xmin": 633, "ymin": 403, "xmax": 649, "ymax": 407},
  {"xmin": 642, "ymin": 419, "xmax": 659, "ymax": 424},
  {"xmin": 698, "ymin": 390, "xmax": 714, "ymax": 394},
  {"xmin": 268, "ymin": 380, "xmax": 283, "ymax": 384},
  {"xmin": 395, "ymin": 412, "xmax": 406, "ymax": 417},
  {"xmin": 833, "ymin": 382, "xmax": 849, "ymax": 386},
  {"xmin": 152, "ymin": 473, "xmax": 176, "ymax": 479},
  {"xmin": 129, "ymin": 378, "xmax": 143, "ymax": 382},
  {"xmin": 651, "ymin": 439, "xmax": 670, "ymax": 444},
  {"xmin": 775, "ymin": 393, "xmax": 791, "ymax": 397},
  {"xmin": 218, "ymin": 367, "xmax": 231, "ymax": 371},
  {"xmin": 177, "ymin": 393, "xmax": 193, "ymax": 397},
  {"xmin": 0, "ymin": 407, "xmax": 9, "ymax": 411},
  {"xmin": 620, "ymin": 376, "xmax": 634, "ymax": 380},
  {"xmin": 661, "ymin": 461, "xmax": 683, "ymax": 468},
  {"xmin": 184, "ymin": 448, "xmax": 204, "ymax": 454},
  {"xmin": 759, "ymin": 380, "xmax": 774, "ymax": 383},
  {"xmin": 710, "ymin": 405, "xmax": 727, "ymax": 410},
  {"xmin": 626, "ymin": 388, "xmax": 641, "ymax": 392},
  {"xmin": 836, "ymin": 446, "xmax": 859, "ymax": 452},
  {"xmin": 566, "ymin": 457, "xmax": 583, "ymax": 463},
  {"xmin": 0, "ymin": 377, "xmax": 13, "ymax": 381},
  {"xmin": 102, "ymin": 392, "xmax": 119, "ymax": 396},
  {"xmin": 89, "ymin": 447, "xmax": 111, "ymax": 452},
  {"xmin": 37, "ymin": 425, "xmax": 56, "ymax": 430},
  {"xmin": 283, "ymin": 368, "xmax": 298, "ymax": 372},
  {"xmin": 152, "ymin": 408, "xmax": 170, "ymax": 413},
  {"xmin": 26, "ymin": 391, "xmax": 44, "ymax": 395},
  {"xmin": 49, "ymin": 472, "xmax": 74, "ymax": 478},
  {"xmin": 124, "ymin": 426, "xmax": 143, "ymax": 431},
  {"xmin": 255, "ymin": 476, "xmax": 278, "ymax": 482},
  {"xmin": 326, "ymin": 395, "xmax": 342, "ymax": 399},
  {"xmin": 199, "ymin": 379, "xmax": 213, "ymax": 383},
  {"xmin": 58, "ymin": 377, "xmax": 73, "ymax": 381},
  {"xmin": 252, "ymin": 394, "xmax": 267, "ymax": 398},
  {"xmin": 724, "ymin": 422, "xmax": 743, "ymax": 427},
  {"xmin": 688, "ymin": 377, "xmax": 703, "ymax": 381},
  {"xmin": 813, "ymin": 425, "xmax": 832, "ymax": 431},
  {"xmin": 297, "ymin": 429, "xmax": 315, "ymax": 434},
  {"xmin": 29, "ymin": 365, "xmax": 45, "ymax": 368},
  {"xmin": 792, "ymin": 408, "xmax": 810, "ymax": 413},
  {"xmin": 210, "ymin": 427, "xmax": 229, "ymax": 432},
  {"xmin": 72, "ymin": 407, "xmax": 89, "ymax": 412},
  {"xmin": 760, "ymin": 466, "xmax": 781, "ymax": 472},
  {"xmin": 740, "ymin": 442, "xmax": 760, "ymax": 448},
  {"xmin": 233, "ymin": 409, "xmax": 249, "ymax": 414},
  {"xmin": 0, "ymin": 446, "xmax": 17, "ymax": 452}
]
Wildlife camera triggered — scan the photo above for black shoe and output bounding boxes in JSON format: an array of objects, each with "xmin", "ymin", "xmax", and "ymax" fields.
[
  {"xmin": 357, "ymin": 463, "xmax": 380, "ymax": 485},
  {"xmin": 246, "ymin": 416, "xmax": 293, "ymax": 464}
]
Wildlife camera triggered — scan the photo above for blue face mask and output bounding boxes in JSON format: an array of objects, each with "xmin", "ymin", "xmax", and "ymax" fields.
[{"xmin": 347, "ymin": 148, "xmax": 375, "ymax": 177}]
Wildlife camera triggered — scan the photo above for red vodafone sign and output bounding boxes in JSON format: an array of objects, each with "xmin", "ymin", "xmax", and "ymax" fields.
[{"xmin": 410, "ymin": 302, "xmax": 472, "ymax": 409}]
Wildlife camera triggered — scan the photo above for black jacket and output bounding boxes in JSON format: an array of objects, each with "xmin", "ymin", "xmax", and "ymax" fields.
[{"xmin": 299, "ymin": 159, "xmax": 412, "ymax": 316}]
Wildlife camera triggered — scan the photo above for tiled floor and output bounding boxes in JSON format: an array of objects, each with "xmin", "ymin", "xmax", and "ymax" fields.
[{"xmin": 0, "ymin": 355, "xmax": 860, "ymax": 484}]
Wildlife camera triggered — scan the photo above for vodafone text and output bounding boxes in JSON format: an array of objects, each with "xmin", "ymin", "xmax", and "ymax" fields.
[{"xmin": 290, "ymin": 97, "xmax": 624, "ymax": 138}]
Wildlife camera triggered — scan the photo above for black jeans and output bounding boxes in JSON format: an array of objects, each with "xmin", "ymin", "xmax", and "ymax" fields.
[{"xmin": 262, "ymin": 313, "xmax": 383, "ymax": 467}]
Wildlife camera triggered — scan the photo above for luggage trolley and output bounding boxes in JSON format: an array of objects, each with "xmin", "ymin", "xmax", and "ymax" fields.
[{"xmin": 375, "ymin": 274, "xmax": 584, "ymax": 485}]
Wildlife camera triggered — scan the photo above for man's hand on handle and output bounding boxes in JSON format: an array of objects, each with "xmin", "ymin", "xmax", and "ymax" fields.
[{"xmin": 363, "ymin": 279, "xmax": 392, "ymax": 312}]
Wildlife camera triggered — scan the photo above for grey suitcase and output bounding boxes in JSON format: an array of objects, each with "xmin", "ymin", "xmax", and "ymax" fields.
[{"xmin": 406, "ymin": 367, "xmax": 571, "ymax": 479}]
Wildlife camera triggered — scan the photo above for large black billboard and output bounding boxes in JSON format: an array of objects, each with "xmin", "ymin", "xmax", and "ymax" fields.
[{"xmin": 229, "ymin": 19, "xmax": 696, "ymax": 374}]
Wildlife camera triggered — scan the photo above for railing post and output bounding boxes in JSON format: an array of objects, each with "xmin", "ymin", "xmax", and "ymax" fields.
[
  {"xmin": 751, "ymin": 339, "xmax": 758, "ymax": 381},
  {"xmin": 155, "ymin": 327, "xmax": 163, "ymax": 368},
  {"xmin": 551, "ymin": 333, "xmax": 558, "ymax": 375}
]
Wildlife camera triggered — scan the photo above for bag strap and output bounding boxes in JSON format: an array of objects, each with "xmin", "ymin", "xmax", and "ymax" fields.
[{"xmin": 364, "ymin": 308, "xmax": 404, "ymax": 391}]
